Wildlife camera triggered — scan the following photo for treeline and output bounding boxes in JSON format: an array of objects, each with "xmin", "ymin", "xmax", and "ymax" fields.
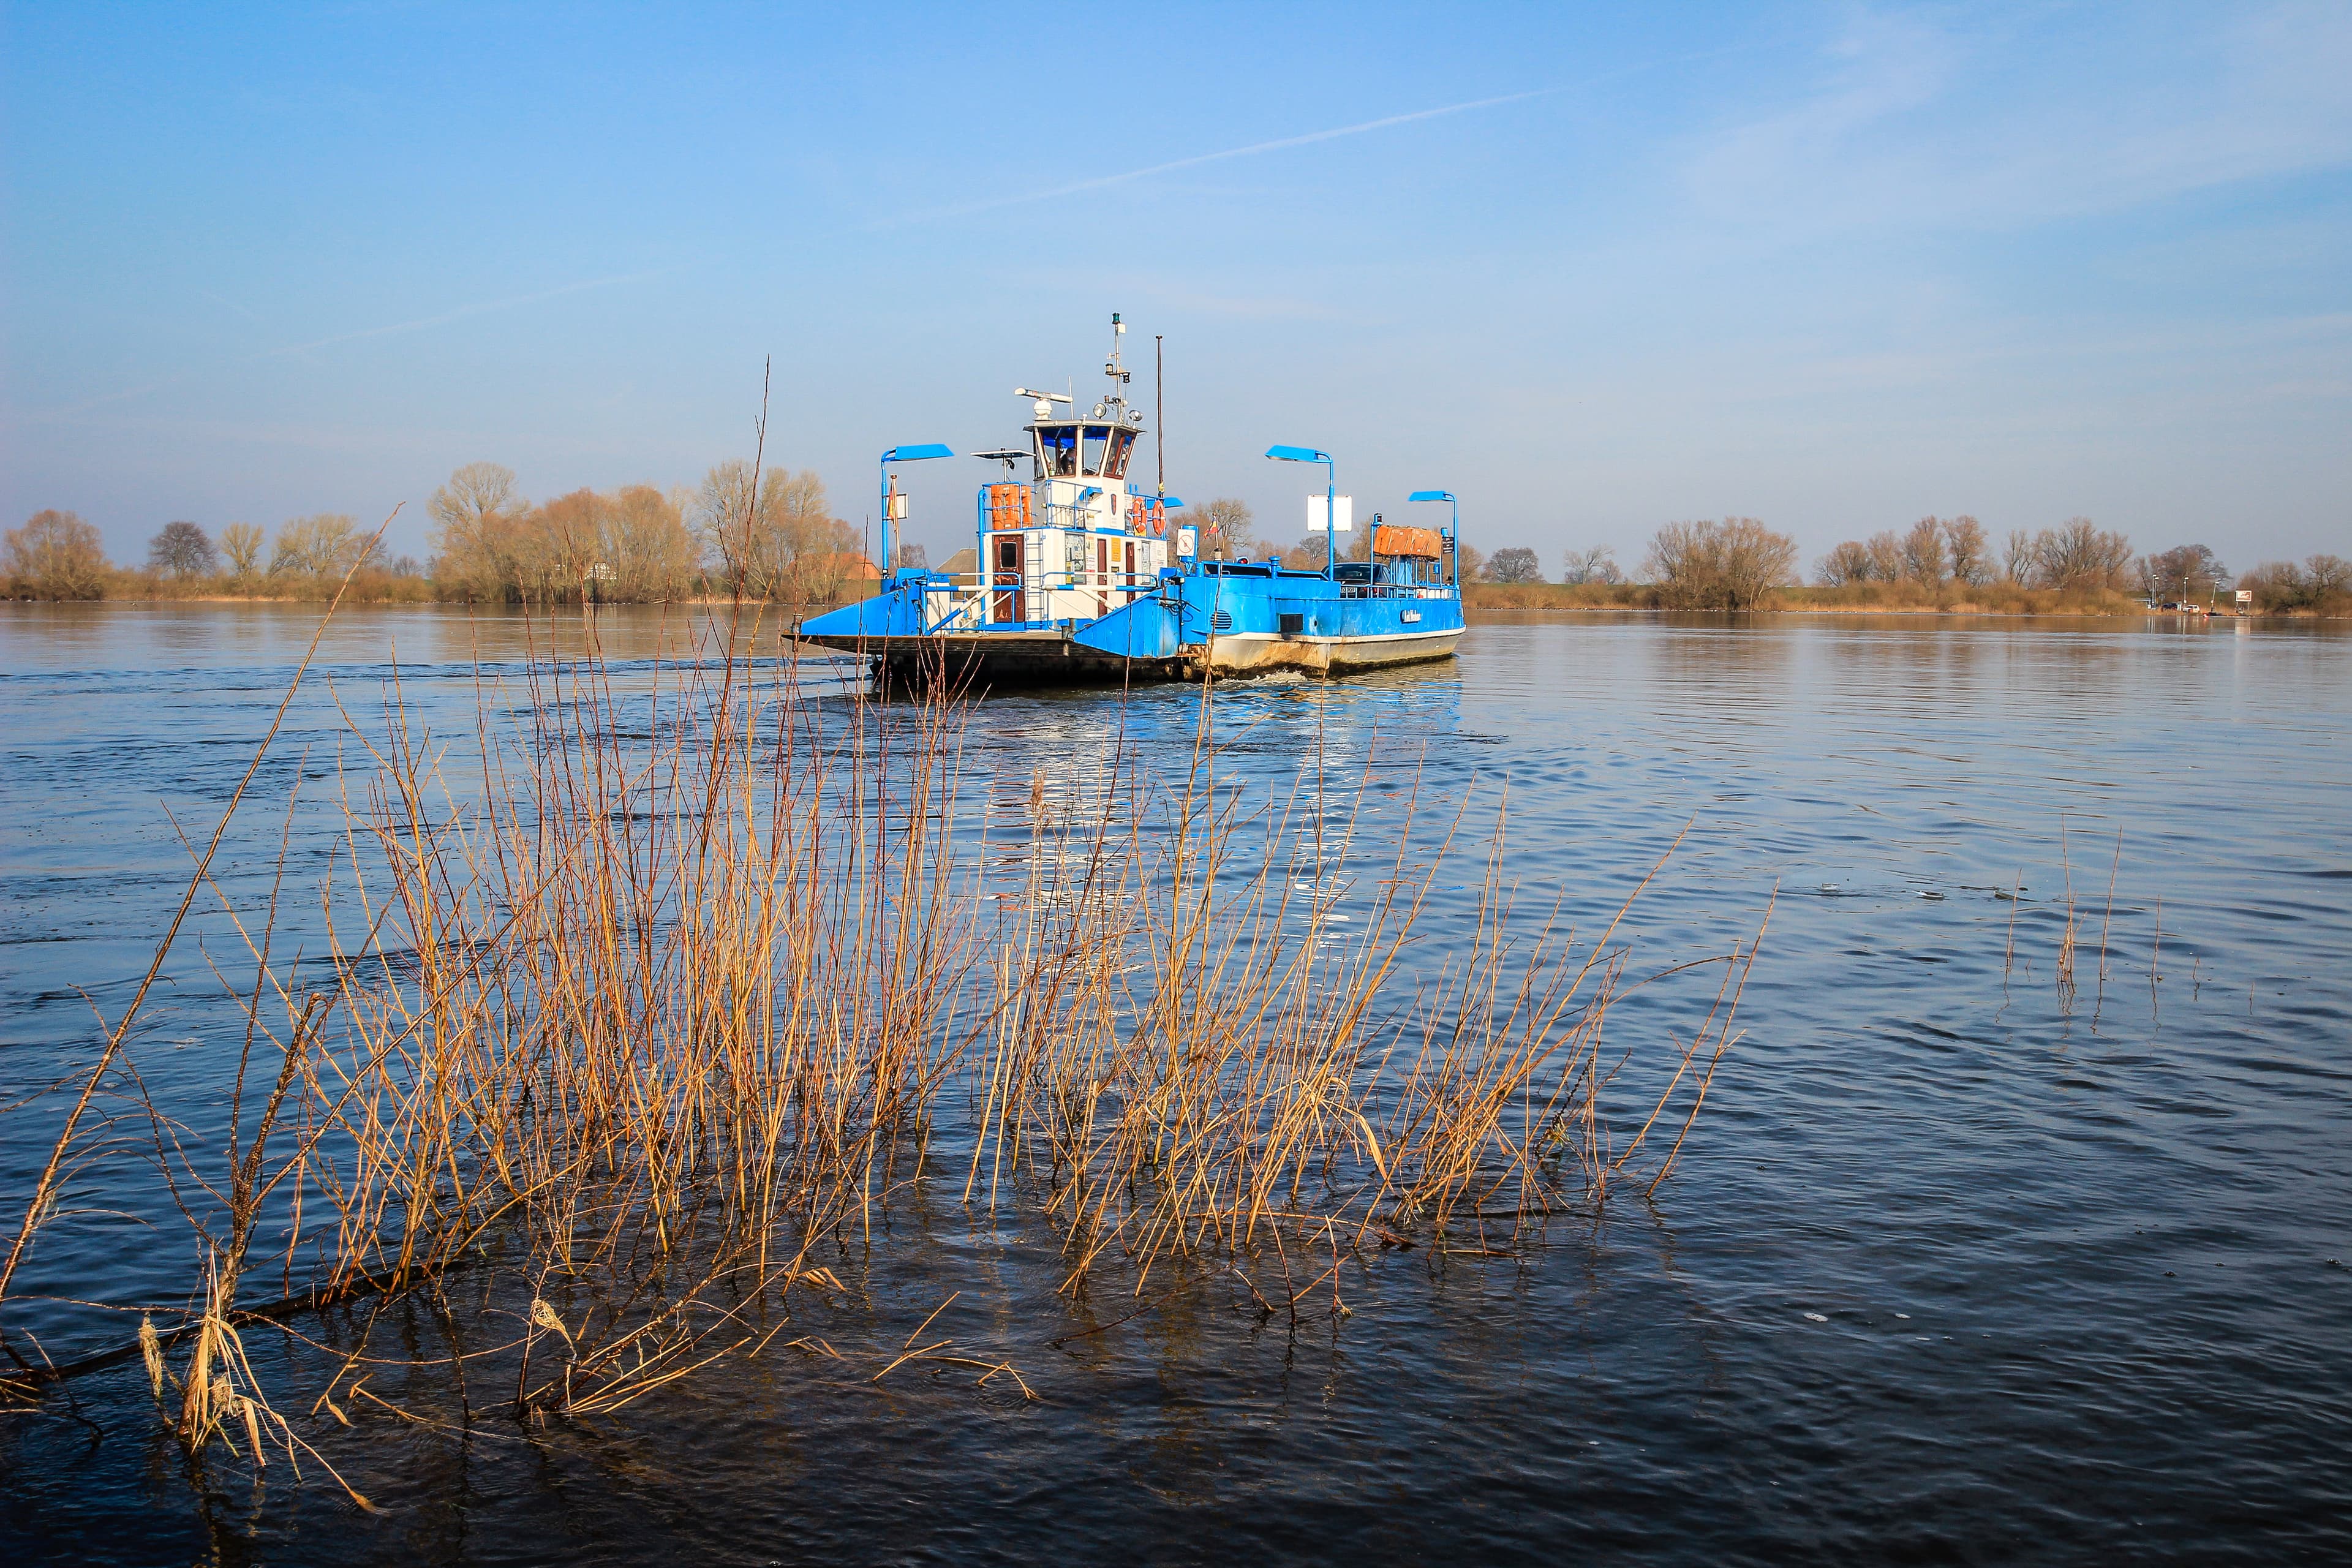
[
  {"xmin": 426, "ymin": 462, "xmax": 870, "ymax": 604},
  {"xmin": 13, "ymin": 486, "xmax": 2345, "ymax": 617},
  {"xmin": 1809, "ymin": 516, "xmax": 2348, "ymax": 612},
  {"xmin": 1, "ymin": 461, "xmax": 878, "ymax": 605},
  {"xmin": 1180, "ymin": 501, "xmax": 1796, "ymax": 611},
  {"xmin": 1, "ymin": 508, "xmax": 429, "ymax": 601}
]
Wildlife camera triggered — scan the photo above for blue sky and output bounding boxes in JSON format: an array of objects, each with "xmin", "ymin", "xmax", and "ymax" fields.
[{"xmin": 4, "ymin": 1, "xmax": 2348, "ymax": 573}]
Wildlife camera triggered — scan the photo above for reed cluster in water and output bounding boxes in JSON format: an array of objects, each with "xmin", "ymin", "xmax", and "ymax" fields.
[{"xmin": 0, "ymin": 604, "xmax": 1765, "ymax": 1501}]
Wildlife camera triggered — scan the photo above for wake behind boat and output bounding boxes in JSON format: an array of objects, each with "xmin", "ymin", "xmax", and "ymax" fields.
[{"xmin": 798, "ymin": 319, "xmax": 1467, "ymax": 684}]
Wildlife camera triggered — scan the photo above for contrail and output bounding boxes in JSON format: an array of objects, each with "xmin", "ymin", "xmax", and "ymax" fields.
[{"xmin": 892, "ymin": 89, "xmax": 1548, "ymax": 225}]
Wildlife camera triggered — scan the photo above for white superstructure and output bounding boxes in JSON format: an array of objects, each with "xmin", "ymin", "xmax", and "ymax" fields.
[{"xmin": 924, "ymin": 318, "xmax": 1175, "ymax": 631}]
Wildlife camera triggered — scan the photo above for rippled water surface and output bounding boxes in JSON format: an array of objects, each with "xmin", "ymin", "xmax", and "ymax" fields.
[{"xmin": 4, "ymin": 604, "xmax": 2349, "ymax": 1564}]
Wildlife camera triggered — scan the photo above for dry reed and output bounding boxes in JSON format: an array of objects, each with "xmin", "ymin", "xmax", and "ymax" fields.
[{"xmin": 1, "ymin": 599, "xmax": 1766, "ymax": 1501}]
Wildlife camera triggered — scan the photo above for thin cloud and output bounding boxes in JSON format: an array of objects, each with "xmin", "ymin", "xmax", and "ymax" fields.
[
  {"xmin": 890, "ymin": 90, "xmax": 1548, "ymax": 225},
  {"xmin": 39, "ymin": 269, "xmax": 667, "ymax": 417},
  {"xmin": 260, "ymin": 270, "xmax": 669, "ymax": 360}
]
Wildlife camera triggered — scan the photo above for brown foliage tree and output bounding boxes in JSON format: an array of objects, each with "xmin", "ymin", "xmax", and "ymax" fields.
[
  {"xmin": 4, "ymin": 510, "xmax": 110, "ymax": 598},
  {"xmin": 426, "ymin": 465, "xmax": 699, "ymax": 603},
  {"xmin": 428, "ymin": 462, "xmax": 527, "ymax": 601},
  {"xmin": 1280, "ymin": 535, "xmax": 1327, "ymax": 571},
  {"xmin": 270, "ymin": 514, "xmax": 379, "ymax": 577},
  {"xmin": 1816, "ymin": 539, "xmax": 1875, "ymax": 586},
  {"xmin": 1942, "ymin": 516, "xmax": 1989, "ymax": 585},
  {"xmin": 1643, "ymin": 517, "xmax": 1799, "ymax": 610},
  {"xmin": 606, "ymin": 484, "xmax": 699, "ymax": 601},
  {"xmin": 1863, "ymin": 530, "xmax": 1906, "ymax": 582},
  {"xmin": 218, "ymin": 522, "xmax": 266, "ymax": 579},
  {"xmin": 693, "ymin": 462, "xmax": 854, "ymax": 600},
  {"xmin": 2241, "ymin": 555, "xmax": 2352, "ymax": 612},
  {"xmin": 2033, "ymin": 518, "xmax": 2133, "ymax": 590},
  {"xmin": 1901, "ymin": 517, "xmax": 1948, "ymax": 583},
  {"xmin": 1179, "ymin": 497, "xmax": 1257, "ymax": 559}
]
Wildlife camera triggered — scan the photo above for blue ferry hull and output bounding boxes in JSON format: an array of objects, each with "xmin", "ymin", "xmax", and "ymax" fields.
[{"xmin": 801, "ymin": 564, "xmax": 1463, "ymax": 683}]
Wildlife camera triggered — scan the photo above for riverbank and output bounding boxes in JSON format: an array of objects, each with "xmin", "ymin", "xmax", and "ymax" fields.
[
  {"xmin": 1462, "ymin": 581, "xmax": 2349, "ymax": 617},
  {"xmin": 12, "ymin": 578, "xmax": 2346, "ymax": 622}
]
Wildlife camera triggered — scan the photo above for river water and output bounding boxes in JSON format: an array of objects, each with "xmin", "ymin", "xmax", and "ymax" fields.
[{"xmin": 2, "ymin": 604, "xmax": 2348, "ymax": 1564}]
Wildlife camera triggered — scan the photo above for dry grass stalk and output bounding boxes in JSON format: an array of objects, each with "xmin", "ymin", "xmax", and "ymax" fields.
[
  {"xmin": 5, "ymin": 592, "xmax": 1763, "ymax": 1492},
  {"xmin": 2057, "ymin": 820, "xmax": 2079, "ymax": 1008}
]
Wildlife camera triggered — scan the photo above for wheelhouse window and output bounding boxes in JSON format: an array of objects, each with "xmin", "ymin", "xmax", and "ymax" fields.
[
  {"xmin": 1036, "ymin": 425, "xmax": 1079, "ymax": 478},
  {"xmin": 1104, "ymin": 428, "xmax": 1136, "ymax": 478},
  {"xmin": 1080, "ymin": 425, "xmax": 1110, "ymax": 476}
]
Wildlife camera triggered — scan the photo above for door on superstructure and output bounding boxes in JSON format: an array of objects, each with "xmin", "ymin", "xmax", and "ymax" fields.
[{"xmin": 992, "ymin": 535, "xmax": 1024, "ymax": 624}]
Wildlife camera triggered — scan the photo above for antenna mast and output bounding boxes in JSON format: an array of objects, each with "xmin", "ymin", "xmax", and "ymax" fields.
[{"xmin": 1155, "ymin": 334, "xmax": 1165, "ymax": 500}]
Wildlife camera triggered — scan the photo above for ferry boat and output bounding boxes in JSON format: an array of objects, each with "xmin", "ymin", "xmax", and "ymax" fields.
[{"xmin": 798, "ymin": 320, "xmax": 1466, "ymax": 684}]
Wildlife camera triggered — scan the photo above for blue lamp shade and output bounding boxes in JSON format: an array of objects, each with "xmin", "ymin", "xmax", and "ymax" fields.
[
  {"xmin": 1408, "ymin": 490, "xmax": 1453, "ymax": 502},
  {"xmin": 1265, "ymin": 444, "xmax": 1330, "ymax": 463},
  {"xmin": 884, "ymin": 443, "xmax": 955, "ymax": 462}
]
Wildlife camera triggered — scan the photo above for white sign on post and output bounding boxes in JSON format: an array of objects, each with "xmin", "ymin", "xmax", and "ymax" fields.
[{"xmin": 1306, "ymin": 495, "xmax": 1354, "ymax": 532}]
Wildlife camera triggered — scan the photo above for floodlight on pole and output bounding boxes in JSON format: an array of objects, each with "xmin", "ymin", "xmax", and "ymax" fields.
[
  {"xmin": 879, "ymin": 443, "xmax": 954, "ymax": 580},
  {"xmin": 1267, "ymin": 444, "xmax": 1337, "ymax": 580}
]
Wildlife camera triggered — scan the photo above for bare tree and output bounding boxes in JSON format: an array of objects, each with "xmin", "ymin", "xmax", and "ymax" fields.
[
  {"xmin": 1453, "ymin": 542, "xmax": 1485, "ymax": 584},
  {"xmin": 607, "ymin": 484, "xmax": 699, "ymax": 600},
  {"xmin": 4, "ymin": 510, "xmax": 110, "ymax": 598},
  {"xmin": 2003, "ymin": 529, "xmax": 2037, "ymax": 585},
  {"xmin": 428, "ymin": 462, "xmax": 526, "ymax": 601},
  {"xmin": 1863, "ymin": 530, "xmax": 1906, "ymax": 582},
  {"xmin": 1178, "ymin": 497, "xmax": 1256, "ymax": 559},
  {"xmin": 2033, "ymin": 517, "xmax": 2133, "ymax": 590},
  {"xmin": 1943, "ymin": 516, "xmax": 1989, "ymax": 585},
  {"xmin": 2237, "ymin": 554, "xmax": 2352, "ymax": 611},
  {"xmin": 1817, "ymin": 540, "xmax": 1875, "ymax": 586},
  {"xmin": 147, "ymin": 520, "xmax": 217, "ymax": 577},
  {"xmin": 692, "ymin": 462, "xmax": 844, "ymax": 598},
  {"xmin": 893, "ymin": 541, "xmax": 930, "ymax": 571},
  {"xmin": 1643, "ymin": 518, "xmax": 1799, "ymax": 610},
  {"xmin": 2139, "ymin": 543, "xmax": 2227, "ymax": 599},
  {"xmin": 1484, "ymin": 546, "xmax": 1544, "ymax": 582},
  {"xmin": 2241, "ymin": 560, "xmax": 2310, "ymax": 610},
  {"xmin": 530, "ymin": 489, "xmax": 606, "ymax": 598},
  {"xmin": 692, "ymin": 460, "xmax": 763, "ymax": 592},
  {"xmin": 270, "ymin": 514, "xmax": 378, "ymax": 577},
  {"xmin": 1901, "ymin": 517, "xmax": 1948, "ymax": 582},
  {"xmin": 1562, "ymin": 545, "xmax": 1621, "ymax": 584},
  {"xmin": 218, "ymin": 522, "xmax": 266, "ymax": 579}
]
